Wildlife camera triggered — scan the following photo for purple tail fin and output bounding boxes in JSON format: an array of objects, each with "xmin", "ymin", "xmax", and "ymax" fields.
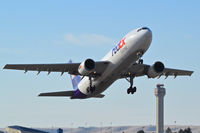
[{"xmin": 69, "ymin": 59, "xmax": 81, "ymax": 90}]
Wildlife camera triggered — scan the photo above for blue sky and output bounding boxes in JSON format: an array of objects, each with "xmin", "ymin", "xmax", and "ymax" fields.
[{"xmin": 0, "ymin": 0, "xmax": 200, "ymax": 128}]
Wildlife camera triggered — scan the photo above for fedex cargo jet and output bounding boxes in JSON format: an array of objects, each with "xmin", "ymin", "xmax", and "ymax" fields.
[{"xmin": 3, "ymin": 27, "xmax": 193, "ymax": 99}]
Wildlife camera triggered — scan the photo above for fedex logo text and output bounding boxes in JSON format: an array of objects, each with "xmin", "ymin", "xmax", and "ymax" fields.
[{"xmin": 112, "ymin": 38, "xmax": 126, "ymax": 56}]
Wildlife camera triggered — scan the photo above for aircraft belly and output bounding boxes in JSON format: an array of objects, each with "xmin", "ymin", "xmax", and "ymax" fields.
[
  {"xmin": 91, "ymin": 52, "xmax": 140, "ymax": 95},
  {"xmin": 90, "ymin": 51, "xmax": 143, "ymax": 96},
  {"xmin": 91, "ymin": 77, "xmax": 116, "ymax": 96}
]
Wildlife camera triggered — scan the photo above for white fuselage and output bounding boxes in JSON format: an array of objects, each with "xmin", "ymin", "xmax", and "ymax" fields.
[{"xmin": 78, "ymin": 27, "xmax": 152, "ymax": 98}]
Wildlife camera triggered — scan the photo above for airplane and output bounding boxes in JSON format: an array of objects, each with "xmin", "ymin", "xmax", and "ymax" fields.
[{"xmin": 3, "ymin": 27, "xmax": 193, "ymax": 99}]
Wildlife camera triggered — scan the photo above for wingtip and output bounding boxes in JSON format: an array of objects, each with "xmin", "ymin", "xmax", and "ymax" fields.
[
  {"xmin": 3, "ymin": 64, "xmax": 7, "ymax": 69},
  {"xmin": 190, "ymin": 71, "xmax": 194, "ymax": 76},
  {"xmin": 38, "ymin": 93, "xmax": 43, "ymax": 96}
]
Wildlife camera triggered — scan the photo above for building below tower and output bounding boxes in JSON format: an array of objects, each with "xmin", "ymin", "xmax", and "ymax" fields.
[{"xmin": 5, "ymin": 126, "xmax": 48, "ymax": 133}]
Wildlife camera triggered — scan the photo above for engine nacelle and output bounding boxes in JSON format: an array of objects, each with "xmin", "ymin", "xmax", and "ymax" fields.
[
  {"xmin": 147, "ymin": 61, "xmax": 165, "ymax": 78},
  {"xmin": 78, "ymin": 59, "xmax": 95, "ymax": 75}
]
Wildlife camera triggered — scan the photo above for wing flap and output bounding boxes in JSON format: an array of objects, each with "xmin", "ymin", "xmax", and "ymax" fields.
[
  {"xmin": 4, "ymin": 63, "xmax": 79, "ymax": 73},
  {"xmin": 163, "ymin": 68, "xmax": 193, "ymax": 76},
  {"xmin": 38, "ymin": 91, "xmax": 74, "ymax": 97}
]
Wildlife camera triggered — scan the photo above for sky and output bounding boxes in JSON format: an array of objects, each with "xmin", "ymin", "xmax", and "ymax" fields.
[{"xmin": 0, "ymin": 0, "xmax": 200, "ymax": 128}]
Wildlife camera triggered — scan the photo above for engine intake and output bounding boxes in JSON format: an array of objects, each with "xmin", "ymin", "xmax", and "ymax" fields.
[
  {"xmin": 85, "ymin": 59, "xmax": 95, "ymax": 70},
  {"xmin": 78, "ymin": 59, "xmax": 95, "ymax": 75},
  {"xmin": 147, "ymin": 61, "xmax": 165, "ymax": 78}
]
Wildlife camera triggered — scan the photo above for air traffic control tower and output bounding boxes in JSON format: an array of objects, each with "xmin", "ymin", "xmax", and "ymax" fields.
[{"xmin": 155, "ymin": 84, "xmax": 166, "ymax": 133}]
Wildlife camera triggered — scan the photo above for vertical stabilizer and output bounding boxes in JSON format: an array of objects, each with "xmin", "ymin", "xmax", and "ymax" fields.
[{"xmin": 69, "ymin": 59, "xmax": 81, "ymax": 90}]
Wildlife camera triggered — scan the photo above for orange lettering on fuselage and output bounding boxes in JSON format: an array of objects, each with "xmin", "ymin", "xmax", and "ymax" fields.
[{"xmin": 112, "ymin": 37, "xmax": 126, "ymax": 56}]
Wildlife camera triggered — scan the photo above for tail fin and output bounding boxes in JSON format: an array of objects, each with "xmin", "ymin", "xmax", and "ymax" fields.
[{"xmin": 69, "ymin": 59, "xmax": 81, "ymax": 90}]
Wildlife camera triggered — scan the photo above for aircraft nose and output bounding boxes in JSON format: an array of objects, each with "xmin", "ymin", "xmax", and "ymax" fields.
[
  {"xmin": 137, "ymin": 27, "xmax": 152, "ymax": 48},
  {"xmin": 145, "ymin": 28, "xmax": 152, "ymax": 39},
  {"xmin": 137, "ymin": 27, "xmax": 152, "ymax": 39},
  {"xmin": 141, "ymin": 27, "xmax": 152, "ymax": 41}
]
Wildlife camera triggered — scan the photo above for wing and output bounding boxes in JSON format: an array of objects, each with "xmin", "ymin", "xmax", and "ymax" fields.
[
  {"xmin": 3, "ymin": 61, "xmax": 110, "ymax": 77},
  {"xmin": 120, "ymin": 63, "xmax": 193, "ymax": 78},
  {"xmin": 162, "ymin": 68, "xmax": 193, "ymax": 77}
]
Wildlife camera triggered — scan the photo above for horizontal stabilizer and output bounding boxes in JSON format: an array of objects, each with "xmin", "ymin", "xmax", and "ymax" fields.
[
  {"xmin": 91, "ymin": 94, "xmax": 105, "ymax": 98},
  {"xmin": 38, "ymin": 91, "xmax": 74, "ymax": 97}
]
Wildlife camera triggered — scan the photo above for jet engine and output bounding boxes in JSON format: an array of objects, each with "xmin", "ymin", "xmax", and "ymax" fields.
[
  {"xmin": 147, "ymin": 61, "xmax": 165, "ymax": 78},
  {"xmin": 78, "ymin": 59, "xmax": 95, "ymax": 75}
]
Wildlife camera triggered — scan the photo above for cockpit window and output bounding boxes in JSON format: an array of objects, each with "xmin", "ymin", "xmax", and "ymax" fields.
[{"xmin": 137, "ymin": 27, "xmax": 149, "ymax": 32}]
